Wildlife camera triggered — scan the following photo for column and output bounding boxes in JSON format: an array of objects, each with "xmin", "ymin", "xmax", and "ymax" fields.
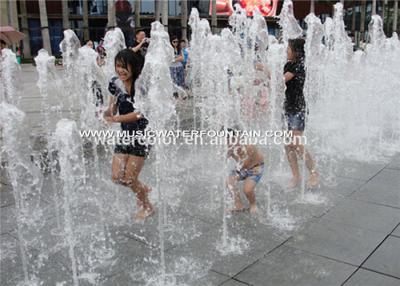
[
  {"xmin": 62, "ymin": 0, "xmax": 70, "ymax": 30},
  {"xmin": 211, "ymin": 0, "xmax": 217, "ymax": 33},
  {"xmin": 0, "ymin": 1, "xmax": 9, "ymax": 27},
  {"xmin": 394, "ymin": 0, "xmax": 399, "ymax": 33},
  {"xmin": 360, "ymin": 0, "xmax": 366, "ymax": 39},
  {"xmin": 108, "ymin": 0, "xmax": 116, "ymax": 27},
  {"xmin": 20, "ymin": 0, "xmax": 32, "ymax": 58},
  {"xmin": 9, "ymin": 0, "xmax": 19, "ymax": 29},
  {"xmin": 135, "ymin": 0, "xmax": 141, "ymax": 28},
  {"xmin": 83, "ymin": 0, "xmax": 89, "ymax": 41},
  {"xmin": 162, "ymin": 0, "xmax": 168, "ymax": 31},
  {"xmin": 38, "ymin": 0, "xmax": 52, "ymax": 53},
  {"xmin": 372, "ymin": 0, "xmax": 377, "ymax": 15},
  {"xmin": 351, "ymin": 1, "xmax": 356, "ymax": 33},
  {"xmin": 155, "ymin": 0, "xmax": 161, "ymax": 22},
  {"xmin": 181, "ymin": 0, "xmax": 188, "ymax": 40}
]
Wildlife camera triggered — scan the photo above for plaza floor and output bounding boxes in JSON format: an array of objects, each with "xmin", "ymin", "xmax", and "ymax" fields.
[{"xmin": 0, "ymin": 65, "xmax": 399, "ymax": 286}]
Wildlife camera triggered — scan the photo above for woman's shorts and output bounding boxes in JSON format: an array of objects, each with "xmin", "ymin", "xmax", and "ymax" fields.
[
  {"xmin": 285, "ymin": 112, "xmax": 305, "ymax": 131},
  {"xmin": 114, "ymin": 140, "xmax": 150, "ymax": 158}
]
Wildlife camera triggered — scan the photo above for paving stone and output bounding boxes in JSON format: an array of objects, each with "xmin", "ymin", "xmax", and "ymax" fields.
[
  {"xmin": 120, "ymin": 207, "xmax": 212, "ymax": 251},
  {"xmin": 0, "ymin": 231, "xmax": 72, "ymax": 286},
  {"xmin": 321, "ymin": 176, "xmax": 366, "ymax": 198},
  {"xmin": 235, "ymin": 245, "xmax": 356, "ymax": 286},
  {"xmin": 0, "ymin": 234, "xmax": 21, "ymax": 277},
  {"xmin": 0, "ymin": 184, "xmax": 15, "ymax": 207},
  {"xmin": 362, "ymin": 236, "xmax": 400, "ymax": 278},
  {"xmin": 344, "ymin": 269, "xmax": 400, "ymax": 286},
  {"xmin": 386, "ymin": 153, "xmax": 400, "ymax": 170},
  {"xmin": 351, "ymin": 169, "xmax": 400, "ymax": 208},
  {"xmin": 0, "ymin": 206, "xmax": 17, "ymax": 234},
  {"xmin": 220, "ymin": 278, "xmax": 249, "ymax": 285},
  {"xmin": 3, "ymin": 262, "xmax": 73, "ymax": 286},
  {"xmin": 335, "ymin": 160, "xmax": 386, "ymax": 181},
  {"xmin": 319, "ymin": 199, "xmax": 400, "ymax": 233},
  {"xmin": 392, "ymin": 224, "xmax": 400, "ymax": 237},
  {"xmin": 101, "ymin": 269, "xmax": 230, "ymax": 286},
  {"xmin": 286, "ymin": 220, "xmax": 387, "ymax": 266},
  {"xmin": 165, "ymin": 224, "xmax": 283, "ymax": 278}
]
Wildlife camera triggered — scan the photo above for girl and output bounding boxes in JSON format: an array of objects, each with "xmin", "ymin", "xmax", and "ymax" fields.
[
  {"xmin": 284, "ymin": 39, "xmax": 319, "ymax": 189},
  {"xmin": 104, "ymin": 49, "xmax": 153, "ymax": 220},
  {"xmin": 170, "ymin": 36, "xmax": 185, "ymax": 90}
]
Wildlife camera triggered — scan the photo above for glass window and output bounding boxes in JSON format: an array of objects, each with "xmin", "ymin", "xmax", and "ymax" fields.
[
  {"xmin": 89, "ymin": 0, "xmax": 108, "ymax": 15},
  {"xmin": 68, "ymin": 0, "xmax": 83, "ymax": 15},
  {"xmin": 49, "ymin": 19, "xmax": 63, "ymax": 56},
  {"xmin": 169, "ymin": 0, "xmax": 181, "ymax": 16},
  {"xmin": 28, "ymin": 19, "xmax": 42, "ymax": 56},
  {"xmin": 141, "ymin": 0, "xmax": 155, "ymax": 15}
]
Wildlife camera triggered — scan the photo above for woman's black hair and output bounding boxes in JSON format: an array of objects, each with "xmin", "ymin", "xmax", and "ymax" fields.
[
  {"xmin": 114, "ymin": 49, "xmax": 143, "ymax": 97},
  {"xmin": 288, "ymin": 38, "xmax": 305, "ymax": 60}
]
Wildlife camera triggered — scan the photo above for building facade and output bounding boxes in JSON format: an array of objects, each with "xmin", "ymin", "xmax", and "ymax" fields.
[{"xmin": 1, "ymin": 0, "xmax": 399, "ymax": 59}]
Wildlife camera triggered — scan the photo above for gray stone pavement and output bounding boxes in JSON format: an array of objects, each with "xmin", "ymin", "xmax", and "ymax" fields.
[{"xmin": 0, "ymin": 65, "xmax": 399, "ymax": 285}]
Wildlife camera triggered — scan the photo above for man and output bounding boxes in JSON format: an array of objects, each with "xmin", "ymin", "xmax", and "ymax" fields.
[{"xmin": 131, "ymin": 30, "xmax": 149, "ymax": 68}]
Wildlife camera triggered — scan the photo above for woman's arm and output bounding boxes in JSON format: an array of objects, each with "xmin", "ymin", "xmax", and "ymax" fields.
[
  {"xmin": 284, "ymin": 72, "xmax": 295, "ymax": 83},
  {"xmin": 113, "ymin": 112, "xmax": 142, "ymax": 123},
  {"xmin": 174, "ymin": 53, "xmax": 184, "ymax": 62},
  {"xmin": 104, "ymin": 111, "xmax": 142, "ymax": 124},
  {"xmin": 255, "ymin": 62, "xmax": 271, "ymax": 79},
  {"xmin": 104, "ymin": 96, "xmax": 116, "ymax": 117}
]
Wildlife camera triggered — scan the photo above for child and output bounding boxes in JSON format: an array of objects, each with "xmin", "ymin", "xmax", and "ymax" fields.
[
  {"xmin": 104, "ymin": 49, "xmax": 153, "ymax": 220},
  {"xmin": 226, "ymin": 128, "xmax": 265, "ymax": 215},
  {"xmin": 283, "ymin": 39, "xmax": 319, "ymax": 189}
]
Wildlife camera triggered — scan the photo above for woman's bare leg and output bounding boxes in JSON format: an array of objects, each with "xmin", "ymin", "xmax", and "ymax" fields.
[
  {"xmin": 292, "ymin": 131, "xmax": 319, "ymax": 188},
  {"xmin": 124, "ymin": 155, "xmax": 154, "ymax": 220},
  {"xmin": 111, "ymin": 154, "xmax": 129, "ymax": 184},
  {"xmin": 285, "ymin": 144, "xmax": 301, "ymax": 188}
]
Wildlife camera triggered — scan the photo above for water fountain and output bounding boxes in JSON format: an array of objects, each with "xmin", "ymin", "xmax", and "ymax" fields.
[
  {"xmin": 0, "ymin": 48, "xmax": 21, "ymax": 105},
  {"xmin": 0, "ymin": 102, "xmax": 43, "ymax": 286},
  {"xmin": 2, "ymin": 2, "xmax": 400, "ymax": 285},
  {"xmin": 135, "ymin": 20, "xmax": 179, "ymax": 286}
]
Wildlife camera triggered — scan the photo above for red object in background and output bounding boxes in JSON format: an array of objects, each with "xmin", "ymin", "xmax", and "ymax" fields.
[
  {"xmin": 211, "ymin": 0, "xmax": 279, "ymax": 17},
  {"xmin": 214, "ymin": 0, "xmax": 234, "ymax": 15}
]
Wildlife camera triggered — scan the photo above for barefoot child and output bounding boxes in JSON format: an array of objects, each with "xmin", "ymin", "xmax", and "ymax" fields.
[
  {"xmin": 226, "ymin": 128, "xmax": 265, "ymax": 214},
  {"xmin": 283, "ymin": 39, "xmax": 319, "ymax": 189},
  {"xmin": 104, "ymin": 49, "xmax": 154, "ymax": 220}
]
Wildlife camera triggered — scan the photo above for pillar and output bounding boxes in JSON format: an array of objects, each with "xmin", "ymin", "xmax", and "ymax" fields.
[{"xmin": 38, "ymin": 0, "xmax": 52, "ymax": 53}]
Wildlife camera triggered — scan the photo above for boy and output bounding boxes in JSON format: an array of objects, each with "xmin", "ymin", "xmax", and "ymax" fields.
[{"xmin": 226, "ymin": 128, "xmax": 265, "ymax": 215}]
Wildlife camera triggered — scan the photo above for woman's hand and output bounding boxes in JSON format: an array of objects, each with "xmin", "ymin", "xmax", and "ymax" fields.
[
  {"xmin": 104, "ymin": 115, "xmax": 116, "ymax": 124},
  {"xmin": 103, "ymin": 108, "xmax": 111, "ymax": 118}
]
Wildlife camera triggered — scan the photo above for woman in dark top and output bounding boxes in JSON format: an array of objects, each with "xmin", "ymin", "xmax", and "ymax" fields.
[
  {"xmin": 170, "ymin": 36, "xmax": 185, "ymax": 89},
  {"xmin": 284, "ymin": 39, "xmax": 319, "ymax": 189},
  {"xmin": 104, "ymin": 49, "xmax": 153, "ymax": 220}
]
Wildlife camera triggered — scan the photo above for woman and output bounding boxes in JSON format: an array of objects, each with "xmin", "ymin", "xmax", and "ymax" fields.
[
  {"xmin": 86, "ymin": 40, "xmax": 94, "ymax": 49},
  {"xmin": 104, "ymin": 49, "xmax": 153, "ymax": 220},
  {"xmin": 283, "ymin": 39, "xmax": 319, "ymax": 189},
  {"xmin": 170, "ymin": 36, "xmax": 185, "ymax": 90}
]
